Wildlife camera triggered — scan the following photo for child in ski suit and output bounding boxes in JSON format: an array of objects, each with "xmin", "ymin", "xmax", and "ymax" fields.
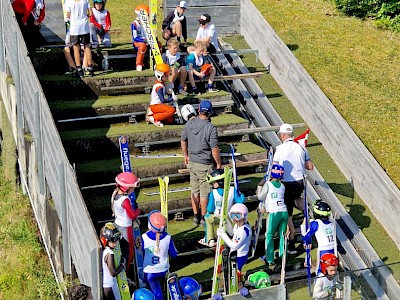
[
  {"xmin": 142, "ymin": 210, "xmax": 178, "ymax": 300},
  {"xmin": 257, "ymin": 164, "xmax": 289, "ymax": 266},
  {"xmin": 216, "ymin": 203, "xmax": 251, "ymax": 297},
  {"xmin": 162, "ymin": 38, "xmax": 188, "ymax": 96},
  {"xmin": 131, "ymin": 4, "xmax": 149, "ymax": 71},
  {"xmin": 186, "ymin": 40, "xmax": 218, "ymax": 95},
  {"xmin": 313, "ymin": 253, "xmax": 339, "ymax": 299},
  {"xmin": 146, "ymin": 63, "xmax": 177, "ymax": 128},
  {"xmin": 112, "ymin": 172, "xmax": 141, "ymax": 273},
  {"xmin": 89, "ymin": 0, "xmax": 112, "ymax": 48},
  {"xmin": 100, "ymin": 223, "xmax": 127, "ymax": 300},
  {"xmin": 198, "ymin": 168, "xmax": 245, "ymax": 247},
  {"xmin": 301, "ymin": 200, "xmax": 336, "ymax": 274}
]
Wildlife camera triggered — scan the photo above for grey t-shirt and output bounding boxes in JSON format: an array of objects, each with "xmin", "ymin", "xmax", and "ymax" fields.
[{"xmin": 181, "ymin": 116, "xmax": 219, "ymax": 165}]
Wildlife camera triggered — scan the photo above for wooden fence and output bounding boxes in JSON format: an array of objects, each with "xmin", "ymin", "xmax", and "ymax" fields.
[{"xmin": 240, "ymin": 0, "xmax": 400, "ymax": 250}]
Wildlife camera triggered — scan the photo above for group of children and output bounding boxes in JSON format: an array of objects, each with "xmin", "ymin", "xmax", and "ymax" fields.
[{"xmin": 101, "ymin": 159, "xmax": 340, "ymax": 299}]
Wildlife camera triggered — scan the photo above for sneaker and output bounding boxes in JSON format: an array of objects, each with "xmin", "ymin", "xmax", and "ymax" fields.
[
  {"xmin": 200, "ymin": 218, "xmax": 205, "ymax": 227},
  {"xmin": 191, "ymin": 87, "xmax": 201, "ymax": 96},
  {"xmin": 193, "ymin": 216, "xmax": 199, "ymax": 226},
  {"xmin": 198, "ymin": 237, "xmax": 216, "ymax": 247},
  {"xmin": 35, "ymin": 47, "xmax": 51, "ymax": 53},
  {"xmin": 207, "ymin": 87, "xmax": 219, "ymax": 93},
  {"xmin": 136, "ymin": 65, "xmax": 143, "ymax": 71},
  {"xmin": 76, "ymin": 67, "xmax": 84, "ymax": 78},
  {"xmin": 287, "ymin": 241, "xmax": 297, "ymax": 255},
  {"xmin": 65, "ymin": 68, "xmax": 76, "ymax": 75},
  {"xmin": 85, "ymin": 68, "xmax": 95, "ymax": 77},
  {"xmin": 179, "ymin": 88, "xmax": 188, "ymax": 96}
]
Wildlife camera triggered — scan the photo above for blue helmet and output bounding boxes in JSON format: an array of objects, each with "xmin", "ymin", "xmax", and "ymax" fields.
[
  {"xmin": 179, "ymin": 277, "xmax": 202, "ymax": 300},
  {"xmin": 132, "ymin": 288, "xmax": 155, "ymax": 300},
  {"xmin": 270, "ymin": 164, "xmax": 284, "ymax": 179}
]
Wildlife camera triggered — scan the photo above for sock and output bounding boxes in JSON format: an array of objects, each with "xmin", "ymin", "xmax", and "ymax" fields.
[
  {"xmin": 177, "ymin": 36, "xmax": 181, "ymax": 42},
  {"xmin": 208, "ymin": 84, "xmax": 213, "ymax": 89},
  {"xmin": 178, "ymin": 85, "xmax": 183, "ymax": 91}
]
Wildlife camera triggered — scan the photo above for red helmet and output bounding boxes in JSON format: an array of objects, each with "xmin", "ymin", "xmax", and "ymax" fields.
[
  {"xmin": 201, "ymin": 63, "xmax": 212, "ymax": 76},
  {"xmin": 148, "ymin": 210, "xmax": 167, "ymax": 232},
  {"xmin": 115, "ymin": 172, "xmax": 140, "ymax": 193},
  {"xmin": 320, "ymin": 253, "xmax": 339, "ymax": 274}
]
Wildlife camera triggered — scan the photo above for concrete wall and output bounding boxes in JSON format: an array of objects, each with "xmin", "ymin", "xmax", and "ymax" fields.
[
  {"xmin": 164, "ymin": 0, "xmax": 240, "ymax": 38},
  {"xmin": 240, "ymin": 0, "xmax": 400, "ymax": 250}
]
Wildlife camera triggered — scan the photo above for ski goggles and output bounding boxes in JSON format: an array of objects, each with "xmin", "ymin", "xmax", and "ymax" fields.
[
  {"xmin": 229, "ymin": 212, "xmax": 243, "ymax": 221},
  {"xmin": 109, "ymin": 233, "xmax": 121, "ymax": 242}
]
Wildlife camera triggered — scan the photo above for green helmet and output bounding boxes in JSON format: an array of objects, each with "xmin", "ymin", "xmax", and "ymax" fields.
[
  {"xmin": 247, "ymin": 271, "xmax": 271, "ymax": 289},
  {"xmin": 207, "ymin": 169, "xmax": 225, "ymax": 186}
]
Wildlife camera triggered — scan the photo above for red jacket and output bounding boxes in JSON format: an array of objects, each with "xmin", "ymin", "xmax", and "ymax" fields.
[{"xmin": 12, "ymin": 0, "xmax": 45, "ymax": 25}]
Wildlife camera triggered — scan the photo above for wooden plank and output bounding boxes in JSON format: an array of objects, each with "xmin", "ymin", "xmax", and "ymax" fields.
[
  {"xmin": 223, "ymin": 123, "xmax": 305, "ymax": 135},
  {"xmin": 177, "ymin": 159, "xmax": 267, "ymax": 174},
  {"xmin": 101, "ymin": 72, "xmax": 264, "ymax": 91}
]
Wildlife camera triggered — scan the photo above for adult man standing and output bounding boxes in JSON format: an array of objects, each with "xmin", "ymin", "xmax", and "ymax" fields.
[
  {"xmin": 181, "ymin": 100, "xmax": 221, "ymax": 225},
  {"xmin": 273, "ymin": 123, "xmax": 314, "ymax": 254}
]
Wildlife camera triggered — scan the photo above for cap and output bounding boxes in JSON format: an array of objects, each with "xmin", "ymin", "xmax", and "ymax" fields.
[
  {"xmin": 199, "ymin": 14, "xmax": 211, "ymax": 24},
  {"xmin": 199, "ymin": 100, "xmax": 212, "ymax": 114},
  {"xmin": 178, "ymin": 1, "xmax": 187, "ymax": 9},
  {"xmin": 278, "ymin": 123, "xmax": 293, "ymax": 134}
]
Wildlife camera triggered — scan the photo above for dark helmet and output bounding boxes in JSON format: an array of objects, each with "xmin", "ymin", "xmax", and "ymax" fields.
[
  {"xmin": 100, "ymin": 222, "xmax": 121, "ymax": 247},
  {"xmin": 313, "ymin": 199, "xmax": 331, "ymax": 219},
  {"xmin": 207, "ymin": 169, "xmax": 225, "ymax": 186}
]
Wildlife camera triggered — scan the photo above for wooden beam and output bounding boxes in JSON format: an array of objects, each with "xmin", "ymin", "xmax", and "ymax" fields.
[
  {"xmin": 223, "ymin": 123, "xmax": 306, "ymax": 135},
  {"xmin": 177, "ymin": 159, "xmax": 267, "ymax": 174},
  {"xmin": 100, "ymin": 72, "xmax": 265, "ymax": 91}
]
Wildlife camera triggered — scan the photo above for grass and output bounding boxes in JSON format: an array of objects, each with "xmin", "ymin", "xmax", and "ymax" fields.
[
  {"xmin": 252, "ymin": 0, "xmax": 400, "ymax": 189},
  {"xmin": 0, "ymin": 101, "xmax": 59, "ymax": 299}
]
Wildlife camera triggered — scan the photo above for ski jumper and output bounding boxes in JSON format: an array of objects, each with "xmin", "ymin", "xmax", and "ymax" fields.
[
  {"xmin": 258, "ymin": 180, "xmax": 288, "ymax": 264},
  {"xmin": 302, "ymin": 218, "xmax": 335, "ymax": 273},
  {"xmin": 89, "ymin": 7, "xmax": 111, "ymax": 47},
  {"xmin": 218, "ymin": 223, "xmax": 251, "ymax": 271},
  {"xmin": 131, "ymin": 19, "xmax": 147, "ymax": 68},
  {"xmin": 149, "ymin": 80, "xmax": 176, "ymax": 124},
  {"xmin": 204, "ymin": 186, "xmax": 245, "ymax": 243},
  {"xmin": 313, "ymin": 274, "xmax": 336, "ymax": 299},
  {"xmin": 142, "ymin": 231, "xmax": 178, "ymax": 300},
  {"xmin": 102, "ymin": 247, "xmax": 122, "ymax": 300},
  {"xmin": 113, "ymin": 194, "xmax": 140, "ymax": 272}
]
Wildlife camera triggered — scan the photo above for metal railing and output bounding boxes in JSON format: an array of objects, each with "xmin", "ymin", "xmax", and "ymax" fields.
[{"xmin": 0, "ymin": 0, "xmax": 102, "ymax": 298}]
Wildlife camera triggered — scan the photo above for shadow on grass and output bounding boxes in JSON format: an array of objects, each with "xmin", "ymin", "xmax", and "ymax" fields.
[
  {"xmin": 328, "ymin": 181, "xmax": 355, "ymax": 200},
  {"xmin": 266, "ymin": 93, "xmax": 283, "ymax": 99},
  {"xmin": 287, "ymin": 44, "xmax": 299, "ymax": 51},
  {"xmin": 347, "ymin": 204, "xmax": 371, "ymax": 230}
]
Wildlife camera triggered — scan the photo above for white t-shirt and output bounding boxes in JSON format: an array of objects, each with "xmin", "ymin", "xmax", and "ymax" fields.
[
  {"xmin": 65, "ymin": 0, "xmax": 90, "ymax": 35},
  {"xmin": 196, "ymin": 23, "xmax": 219, "ymax": 51},
  {"xmin": 142, "ymin": 232, "xmax": 171, "ymax": 273},
  {"xmin": 102, "ymin": 247, "xmax": 118, "ymax": 289},
  {"xmin": 113, "ymin": 194, "xmax": 132, "ymax": 228},
  {"xmin": 273, "ymin": 138, "xmax": 310, "ymax": 182}
]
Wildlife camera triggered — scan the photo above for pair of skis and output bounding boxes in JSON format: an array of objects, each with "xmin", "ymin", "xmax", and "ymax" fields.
[
  {"xmin": 118, "ymin": 136, "xmax": 145, "ymax": 288},
  {"xmin": 114, "ymin": 240, "xmax": 131, "ymax": 299},
  {"xmin": 250, "ymin": 147, "xmax": 274, "ymax": 259},
  {"xmin": 211, "ymin": 167, "xmax": 233, "ymax": 296}
]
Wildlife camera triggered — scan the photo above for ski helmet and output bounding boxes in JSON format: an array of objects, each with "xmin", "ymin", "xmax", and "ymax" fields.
[
  {"xmin": 320, "ymin": 253, "xmax": 339, "ymax": 274},
  {"xmin": 115, "ymin": 172, "xmax": 140, "ymax": 193},
  {"xmin": 207, "ymin": 168, "xmax": 225, "ymax": 186},
  {"xmin": 179, "ymin": 277, "xmax": 202, "ymax": 300},
  {"xmin": 100, "ymin": 222, "xmax": 121, "ymax": 247},
  {"xmin": 181, "ymin": 104, "xmax": 196, "ymax": 122},
  {"xmin": 270, "ymin": 164, "xmax": 284, "ymax": 179},
  {"xmin": 93, "ymin": 0, "xmax": 105, "ymax": 6},
  {"xmin": 148, "ymin": 210, "xmax": 167, "ymax": 232},
  {"xmin": 229, "ymin": 203, "xmax": 248, "ymax": 221},
  {"xmin": 135, "ymin": 4, "xmax": 149, "ymax": 15},
  {"xmin": 313, "ymin": 199, "xmax": 332, "ymax": 219},
  {"xmin": 247, "ymin": 271, "xmax": 271, "ymax": 289},
  {"xmin": 200, "ymin": 63, "xmax": 212, "ymax": 76},
  {"xmin": 154, "ymin": 63, "xmax": 171, "ymax": 81},
  {"xmin": 132, "ymin": 288, "xmax": 155, "ymax": 300}
]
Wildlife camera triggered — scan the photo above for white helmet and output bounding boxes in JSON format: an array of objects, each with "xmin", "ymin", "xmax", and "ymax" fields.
[{"xmin": 181, "ymin": 104, "xmax": 196, "ymax": 121}]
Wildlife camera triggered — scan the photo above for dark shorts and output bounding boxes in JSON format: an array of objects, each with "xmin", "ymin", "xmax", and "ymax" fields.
[
  {"xmin": 70, "ymin": 33, "xmax": 91, "ymax": 46},
  {"xmin": 283, "ymin": 180, "xmax": 304, "ymax": 216}
]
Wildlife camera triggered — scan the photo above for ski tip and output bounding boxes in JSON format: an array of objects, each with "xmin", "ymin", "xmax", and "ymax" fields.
[{"xmin": 119, "ymin": 136, "xmax": 128, "ymax": 144}]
